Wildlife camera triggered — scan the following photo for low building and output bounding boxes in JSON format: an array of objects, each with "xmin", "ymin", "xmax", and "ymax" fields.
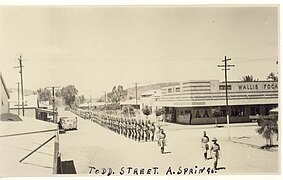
[
  {"xmin": 140, "ymin": 89, "xmax": 161, "ymax": 110},
  {"xmin": 158, "ymin": 80, "xmax": 278, "ymax": 125},
  {"xmin": 9, "ymin": 94, "xmax": 38, "ymax": 118},
  {"xmin": 0, "ymin": 72, "xmax": 10, "ymax": 114},
  {"xmin": 120, "ymin": 99, "xmax": 141, "ymax": 109}
]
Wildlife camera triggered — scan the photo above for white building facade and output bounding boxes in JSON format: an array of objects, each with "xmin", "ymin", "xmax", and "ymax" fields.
[{"xmin": 157, "ymin": 80, "xmax": 278, "ymax": 125}]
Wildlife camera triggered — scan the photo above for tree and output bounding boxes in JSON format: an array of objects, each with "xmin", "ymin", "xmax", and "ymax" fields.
[
  {"xmin": 37, "ymin": 88, "xmax": 51, "ymax": 102},
  {"xmin": 108, "ymin": 85, "xmax": 128, "ymax": 104},
  {"xmin": 241, "ymin": 75, "xmax": 258, "ymax": 82},
  {"xmin": 256, "ymin": 115, "xmax": 278, "ymax": 147},
  {"xmin": 61, "ymin": 85, "xmax": 78, "ymax": 107},
  {"xmin": 55, "ymin": 90, "xmax": 61, "ymax": 97},
  {"xmin": 155, "ymin": 108, "xmax": 164, "ymax": 122},
  {"xmin": 155, "ymin": 108, "xmax": 164, "ymax": 117},
  {"xmin": 78, "ymin": 95, "xmax": 85, "ymax": 104},
  {"xmin": 142, "ymin": 105, "xmax": 152, "ymax": 118},
  {"xmin": 122, "ymin": 105, "xmax": 135, "ymax": 117},
  {"xmin": 267, "ymin": 72, "xmax": 278, "ymax": 81}
]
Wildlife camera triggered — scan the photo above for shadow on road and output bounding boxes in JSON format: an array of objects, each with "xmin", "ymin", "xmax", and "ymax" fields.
[{"xmin": 61, "ymin": 160, "xmax": 77, "ymax": 174}]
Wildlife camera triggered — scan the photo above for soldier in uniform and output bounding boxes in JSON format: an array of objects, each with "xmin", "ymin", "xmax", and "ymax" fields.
[
  {"xmin": 124, "ymin": 119, "xmax": 127, "ymax": 137},
  {"xmin": 118, "ymin": 119, "xmax": 121, "ymax": 134},
  {"xmin": 145, "ymin": 121, "xmax": 151, "ymax": 141},
  {"xmin": 129, "ymin": 120, "xmax": 133, "ymax": 138},
  {"xmin": 150, "ymin": 122, "xmax": 156, "ymax": 141},
  {"xmin": 132, "ymin": 120, "xmax": 136, "ymax": 140},
  {"xmin": 201, "ymin": 131, "xmax": 210, "ymax": 160},
  {"xmin": 136, "ymin": 121, "xmax": 141, "ymax": 141},
  {"xmin": 210, "ymin": 137, "xmax": 221, "ymax": 170},
  {"xmin": 141, "ymin": 120, "xmax": 146, "ymax": 141},
  {"xmin": 158, "ymin": 128, "xmax": 166, "ymax": 154}
]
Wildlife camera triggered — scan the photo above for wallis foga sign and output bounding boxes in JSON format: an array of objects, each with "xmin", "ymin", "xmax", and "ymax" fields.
[{"xmin": 234, "ymin": 82, "xmax": 278, "ymax": 92}]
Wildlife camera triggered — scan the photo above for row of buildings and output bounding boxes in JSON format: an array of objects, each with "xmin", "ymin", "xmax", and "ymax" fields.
[{"xmin": 120, "ymin": 80, "xmax": 278, "ymax": 125}]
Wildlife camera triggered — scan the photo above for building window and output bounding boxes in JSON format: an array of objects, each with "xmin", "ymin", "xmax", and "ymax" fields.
[
  {"xmin": 211, "ymin": 108, "xmax": 226, "ymax": 117},
  {"xmin": 265, "ymin": 107, "xmax": 270, "ymax": 115},
  {"xmin": 204, "ymin": 109, "xmax": 209, "ymax": 118},
  {"xmin": 176, "ymin": 87, "xmax": 180, "ymax": 92},
  {"xmin": 168, "ymin": 88, "xmax": 172, "ymax": 93},
  {"xmin": 219, "ymin": 85, "xmax": 232, "ymax": 90},
  {"xmin": 250, "ymin": 106, "xmax": 260, "ymax": 116},
  {"xmin": 195, "ymin": 110, "xmax": 201, "ymax": 118},
  {"xmin": 231, "ymin": 106, "xmax": 245, "ymax": 117}
]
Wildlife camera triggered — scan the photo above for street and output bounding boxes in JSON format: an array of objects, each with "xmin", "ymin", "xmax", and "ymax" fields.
[{"xmin": 59, "ymin": 108, "xmax": 278, "ymax": 175}]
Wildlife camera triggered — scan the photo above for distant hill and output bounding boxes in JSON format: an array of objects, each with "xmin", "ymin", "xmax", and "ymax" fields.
[
  {"xmin": 97, "ymin": 82, "xmax": 179, "ymax": 102},
  {"xmin": 125, "ymin": 82, "xmax": 179, "ymax": 100}
]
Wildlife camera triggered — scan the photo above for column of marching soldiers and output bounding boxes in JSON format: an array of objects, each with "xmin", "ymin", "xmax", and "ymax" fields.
[{"xmin": 75, "ymin": 109, "xmax": 158, "ymax": 142}]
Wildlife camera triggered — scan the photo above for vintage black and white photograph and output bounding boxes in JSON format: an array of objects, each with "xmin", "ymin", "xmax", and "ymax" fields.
[{"xmin": 0, "ymin": 4, "xmax": 280, "ymax": 177}]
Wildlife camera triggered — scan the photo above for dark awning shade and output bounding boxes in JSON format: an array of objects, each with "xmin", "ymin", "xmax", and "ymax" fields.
[{"xmin": 0, "ymin": 113, "xmax": 23, "ymax": 121}]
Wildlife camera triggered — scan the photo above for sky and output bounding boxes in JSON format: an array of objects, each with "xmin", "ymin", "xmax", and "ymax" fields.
[{"xmin": 0, "ymin": 6, "xmax": 279, "ymax": 98}]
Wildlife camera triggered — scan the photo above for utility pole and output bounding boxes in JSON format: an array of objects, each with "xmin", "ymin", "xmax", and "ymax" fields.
[
  {"xmin": 132, "ymin": 82, "xmax": 139, "ymax": 109},
  {"xmin": 17, "ymin": 82, "xmax": 20, "ymax": 115},
  {"xmin": 217, "ymin": 56, "xmax": 235, "ymax": 141},
  {"xmin": 46, "ymin": 86, "xmax": 61, "ymax": 123},
  {"xmin": 14, "ymin": 55, "xmax": 25, "ymax": 116}
]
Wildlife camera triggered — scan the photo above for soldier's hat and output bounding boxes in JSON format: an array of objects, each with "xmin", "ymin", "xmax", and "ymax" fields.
[{"xmin": 212, "ymin": 137, "xmax": 217, "ymax": 141}]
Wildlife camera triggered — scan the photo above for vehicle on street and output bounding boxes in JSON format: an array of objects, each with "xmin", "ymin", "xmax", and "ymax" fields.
[{"xmin": 59, "ymin": 117, "xmax": 78, "ymax": 130}]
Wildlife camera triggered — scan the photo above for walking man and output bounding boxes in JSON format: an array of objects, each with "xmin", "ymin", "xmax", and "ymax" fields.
[
  {"xmin": 158, "ymin": 128, "xmax": 166, "ymax": 154},
  {"xmin": 210, "ymin": 137, "xmax": 221, "ymax": 170},
  {"xmin": 201, "ymin": 131, "xmax": 210, "ymax": 160}
]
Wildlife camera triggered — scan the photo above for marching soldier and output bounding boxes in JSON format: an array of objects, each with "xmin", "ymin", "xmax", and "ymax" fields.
[
  {"xmin": 145, "ymin": 121, "xmax": 151, "ymax": 141},
  {"xmin": 141, "ymin": 121, "xmax": 145, "ymax": 142},
  {"xmin": 129, "ymin": 119, "xmax": 133, "ymax": 139},
  {"xmin": 119, "ymin": 119, "xmax": 122, "ymax": 134},
  {"xmin": 136, "ymin": 121, "xmax": 141, "ymax": 141},
  {"xmin": 122, "ymin": 120, "xmax": 126, "ymax": 137},
  {"xmin": 131, "ymin": 120, "xmax": 136, "ymax": 140},
  {"xmin": 150, "ymin": 122, "xmax": 156, "ymax": 141}
]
